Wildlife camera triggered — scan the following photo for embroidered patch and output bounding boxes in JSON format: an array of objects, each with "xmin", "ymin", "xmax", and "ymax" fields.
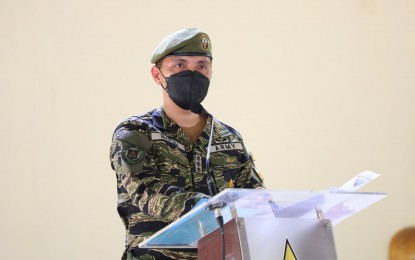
[
  {"xmin": 226, "ymin": 156, "xmax": 237, "ymax": 163},
  {"xmin": 211, "ymin": 142, "xmax": 243, "ymax": 152},
  {"xmin": 150, "ymin": 132, "xmax": 186, "ymax": 151},
  {"xmin": 122, "ymin": 145, "xmax": 144, "ymax": 164}
]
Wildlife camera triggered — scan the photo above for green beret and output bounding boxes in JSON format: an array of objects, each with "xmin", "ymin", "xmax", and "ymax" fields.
[{"xmin": 151, "ymin": 28, "xmax": 212, "ymax": 64}]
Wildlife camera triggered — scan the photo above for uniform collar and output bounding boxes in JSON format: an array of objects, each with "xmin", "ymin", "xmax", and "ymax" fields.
[
  {"xmin": 155, "ymin": 106, "xmax": 177, "ymax": 131},
  {"xmin": 155, "ymin": 106, "xmax": 215, "ymax": 145},
  {"xmin": 156, "ymin": 106, "xmax": 213, "ymax": 130}
]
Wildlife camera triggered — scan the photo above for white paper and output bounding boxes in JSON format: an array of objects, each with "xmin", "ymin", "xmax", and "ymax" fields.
[{"xmin": 338, "ymin": 170, "xmax": 380, "ymax": 192}]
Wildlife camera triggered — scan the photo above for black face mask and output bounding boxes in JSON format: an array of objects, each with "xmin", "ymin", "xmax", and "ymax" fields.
[{"xmin": 160, "ymin": 70, "xmax": 210, "ymax": 114}]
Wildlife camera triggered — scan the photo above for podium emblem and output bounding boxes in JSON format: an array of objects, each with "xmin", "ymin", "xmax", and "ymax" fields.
[{"xmin": 283, "ymin": 238, "xmax": 298, "ymax": 260}]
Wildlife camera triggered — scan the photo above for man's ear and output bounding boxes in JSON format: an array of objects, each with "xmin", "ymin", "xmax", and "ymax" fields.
[{"xmin": 151, "ymin": 66, "xmax": 162, "ymax": 85}]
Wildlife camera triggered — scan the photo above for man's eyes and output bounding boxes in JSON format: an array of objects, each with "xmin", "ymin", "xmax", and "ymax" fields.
[{"xmin": 172, "ymin": 63, "xmax": 210, "ymax": 70}]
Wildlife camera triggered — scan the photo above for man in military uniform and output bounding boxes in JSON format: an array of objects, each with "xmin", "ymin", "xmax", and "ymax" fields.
[{"xmin": 110, "ymin": 28, "xmax": 265, "ymax": 260}]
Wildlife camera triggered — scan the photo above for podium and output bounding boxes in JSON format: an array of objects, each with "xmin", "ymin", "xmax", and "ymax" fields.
[{"xmin": 139, "ymin": 189, "xmax": 386, "ymax": 259}]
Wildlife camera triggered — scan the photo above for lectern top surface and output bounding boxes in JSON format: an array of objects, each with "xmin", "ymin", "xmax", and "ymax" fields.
[{"xmin": 139, "ymin": 188, "xmax": 386, "ymax": 248}]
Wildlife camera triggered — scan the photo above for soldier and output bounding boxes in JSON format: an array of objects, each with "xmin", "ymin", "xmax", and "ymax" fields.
[{"xmin": 110, "ymin": 28, "xmax": 265, "ymax": 260}]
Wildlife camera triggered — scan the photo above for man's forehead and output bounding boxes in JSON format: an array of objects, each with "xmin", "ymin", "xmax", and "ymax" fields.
[{"xmin": 164, "ymin": 56, "xmax": 212, "ymax": 63}]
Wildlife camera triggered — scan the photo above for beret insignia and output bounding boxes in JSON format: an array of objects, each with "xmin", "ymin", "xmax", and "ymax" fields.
[{"xmin": 201, "ymin": 35, "xmax": 209, "ymax": 51}]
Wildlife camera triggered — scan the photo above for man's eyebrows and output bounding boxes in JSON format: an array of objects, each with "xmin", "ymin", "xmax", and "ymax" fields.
[
  {"xmin": 197, "ymin": 60, "xmax": 211, "ymax": 65},
  {"xmin": 171, "ymin": 58, "xmax": 187, "ymax": 62},
  {"xmin": 170, "ymin": 58, "xmax": 211, "ymax": 64}
]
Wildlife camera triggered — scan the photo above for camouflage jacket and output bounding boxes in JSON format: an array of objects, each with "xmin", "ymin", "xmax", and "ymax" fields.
[{"xmin": 110, "ymin": 107, "xmax": 265, "ymax": 259}]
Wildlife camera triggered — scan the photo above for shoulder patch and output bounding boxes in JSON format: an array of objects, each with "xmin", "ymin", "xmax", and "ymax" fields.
[
  {"xmin": 116, "ymin": 129, "xmax": 152, "ymax": 151},
  {"xmin": 121, "ymin": 145, "xmax": 144, "ymax": 164}
]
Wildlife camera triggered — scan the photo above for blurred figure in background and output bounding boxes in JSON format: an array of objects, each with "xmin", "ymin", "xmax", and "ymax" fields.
[{"xmin": 389, "ymin": 227, "xmax": 415, "ymax": 260}]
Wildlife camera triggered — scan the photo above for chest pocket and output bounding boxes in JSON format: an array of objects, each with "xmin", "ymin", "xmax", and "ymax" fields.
[
  {"xmin": 210, "ymin": 153, "xmax": 242, "ymax": 190},
  {"xmin": 152, "ymin": 141, "xmax": 189, "ymax": 187}
]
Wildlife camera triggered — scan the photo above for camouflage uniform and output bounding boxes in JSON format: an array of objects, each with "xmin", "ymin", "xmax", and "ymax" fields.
[{"xmin": 110, "ymin": 107, "xmax": 265, "ymax": 259}]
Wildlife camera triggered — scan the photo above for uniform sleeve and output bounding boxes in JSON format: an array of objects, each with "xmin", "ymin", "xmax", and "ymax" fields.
[
  {"xmin": 234, "ymin": 147, "xmax": 266, "ymax": 189},
  {"xmin": 110, "ymin": 126, "xmax": 208, "ymax": 222}
]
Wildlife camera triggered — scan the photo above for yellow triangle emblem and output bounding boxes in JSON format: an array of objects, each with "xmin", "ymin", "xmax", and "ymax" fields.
[{"xmin": 283, "ymin": 238, "xmax": 298, "ymax": 260}]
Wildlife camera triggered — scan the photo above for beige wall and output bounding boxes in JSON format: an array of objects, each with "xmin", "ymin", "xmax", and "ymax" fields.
[{"xmin": 1, "ymin": 0, "xmax": 414, "ymax": 259}]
